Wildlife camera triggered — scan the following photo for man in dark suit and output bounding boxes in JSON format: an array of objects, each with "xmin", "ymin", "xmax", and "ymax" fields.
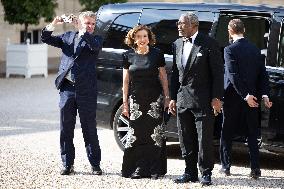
[
  {"xmin": 219, "ymin": 19, "xmax": 272, "ymax": 179},
  {"xmin": 169, "ymin": 12, "xmax": 224, "ymax": 186},
  {"xmin": 41, "ymin": 11, "xmax": 103, "ymax": 175}
]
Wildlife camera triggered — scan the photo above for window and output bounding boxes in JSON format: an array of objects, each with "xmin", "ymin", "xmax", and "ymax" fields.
[
  {"xmin": 103, "ymin": 13, "xmax": 141, "ymax": 49},
  {"xmin": 32, "ymin": 30, "xmax": 40, "ymax": 44},
  {"xmin": 20, "ymin": 29, "xmax": 41, "ymax": 44},
  {"xmin": 20, "ymin": 31, "xmax": 31, "ymax": 44},
  {"xmin": 278, "ymin": 21, "xmax": 284, "ymax": 68},
  {"xmin": 215, "ymin": 14, "xmax": 270, "ymax": 56},
  {"xmin": 140, "ymin": 9, "xmax": 214, "ymax": 55}
]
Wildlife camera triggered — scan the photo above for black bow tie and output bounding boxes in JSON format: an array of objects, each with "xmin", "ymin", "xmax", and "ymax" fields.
[{"xmin": 183, "ymin": 37, "xmax": 192, "ymax": 43}]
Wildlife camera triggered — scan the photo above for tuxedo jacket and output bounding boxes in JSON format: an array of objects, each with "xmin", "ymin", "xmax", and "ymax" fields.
[
  {"xmin": 170, "ymin": 33, "xmax": 224, "ymax": 109},
  {"xmin": 224, "ymin": 38, "xmax": 269, "ymax": 99},
  {"xmin": 41, "ymin": 29, "xmax": 103, "ymax": 91}
]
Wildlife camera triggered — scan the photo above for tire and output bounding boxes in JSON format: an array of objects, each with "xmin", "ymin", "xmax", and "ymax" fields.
[{"xmin": 113, "ymin": 104, "xmax": 129, "ymax": 151}]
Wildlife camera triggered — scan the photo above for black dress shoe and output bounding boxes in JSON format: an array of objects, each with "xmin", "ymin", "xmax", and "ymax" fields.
[
  {"xmin": 130, "ymin": 172, "xmax": 151, "ymax": 179},
  {"xmin": 130, "ymin": 168, "xmax": 151, "ymax": 179},
  {"xmin": 200, "ymin": 174, "xmax": 212, "ymax": 186},
  {"xmin": 250, "ymin": 168, "xmax": 261, "ymax": 179},
  {"xmin": 130, "ymin": 171, "xmax": 142, "ymax": 179},
  {"xmin": 92, "ymin": 165, "xmax": 103, "ymax": 175},
  {"xmin": 219, "ymin": 168, "xmax": 231, "ymax": 176},
  {"xmin": 60, "ymin": 166, "xmax": 74, "ymax": 175},
  {"xmin": 174, "ymin": 173, "xmax": 199, "ymax": 183}
]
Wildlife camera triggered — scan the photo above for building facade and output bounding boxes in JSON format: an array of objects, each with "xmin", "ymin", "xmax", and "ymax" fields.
[{"xmin": 0, "ymin": 0, "xmax": 83, "ymax": 68}]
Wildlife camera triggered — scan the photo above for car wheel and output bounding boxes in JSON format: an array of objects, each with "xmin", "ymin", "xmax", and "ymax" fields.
[{"xmin": 113, "ymin": 104, "xmax": 130, "ymax": 151}]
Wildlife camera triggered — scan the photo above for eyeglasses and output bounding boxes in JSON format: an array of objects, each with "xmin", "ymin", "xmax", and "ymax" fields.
[
  {"xmin": 176, "ymin": 21, "xmax": 195, "ymax": 28},
  {"xmin": 176, "ymin": 21, "xmax": 186, "ymax": 26}
]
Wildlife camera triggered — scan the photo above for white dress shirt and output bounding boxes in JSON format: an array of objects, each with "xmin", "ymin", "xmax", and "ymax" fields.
[{"xmin": 181, "ymin": 31, "xmax": 198, "ymax": 68}]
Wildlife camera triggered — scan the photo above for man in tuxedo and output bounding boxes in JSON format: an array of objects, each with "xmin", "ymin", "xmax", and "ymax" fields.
[
  {"xmin": 219, "ymin": 19, "xmax": 272, "ymax": 179},
  {"xmin": 169, "ymin": 12, "xmax": 224, "ymax": 186},
  {"xmin": 41, "ymin": 11, "xmax": 103, "ymax": 175}
]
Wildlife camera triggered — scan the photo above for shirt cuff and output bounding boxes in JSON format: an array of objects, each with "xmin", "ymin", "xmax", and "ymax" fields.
[
  {"xmin": 45, "ymin": 24, "xmax": 55, "ymax": 31},
  {"xmin": 244, "ymin": 93, "xmax": 250, "ymax": 101},
  {"xmin": 262, "ymin": 95, "xmax": 268, "ymax": 99}
]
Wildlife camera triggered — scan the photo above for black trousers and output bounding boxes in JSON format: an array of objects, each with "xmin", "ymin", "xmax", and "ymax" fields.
[
  {"xmin": 220, "ymin": 87, "xmax": 260, "ymax": 170},
  {"xmin": 59, "ymin": 81, "xmax": 101, "ymax": 167},
  {"xmin": 177, "ymin": 107, "xmax": 215, "ymax": 176}
]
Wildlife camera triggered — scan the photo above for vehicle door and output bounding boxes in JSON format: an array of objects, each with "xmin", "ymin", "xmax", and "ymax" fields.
[
  {"xmin": 214, "ymin": 11, "xmax": 271, "ymax": 61},
  {"xmin": 265, "ymin": 17, "xmax": 284, "ymax": 147}
]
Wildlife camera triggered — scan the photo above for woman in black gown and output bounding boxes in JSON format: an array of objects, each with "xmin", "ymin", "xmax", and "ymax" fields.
[{"xmin": 121, "ymin": 25, "xmax": 170, "ymax": 179}]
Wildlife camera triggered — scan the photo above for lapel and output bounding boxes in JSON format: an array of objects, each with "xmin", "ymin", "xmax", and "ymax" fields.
[
  {"xmin": 175, "ymin": 39, "xmax": 184, "ymax": 72},
  {"xmin": 182, "ymin": 33, "xmax": 202, "ymax": 81},
  {"xmin": 73, "ymin": 33, "xmax": 87, "ymax": 59},
  {"xmin": 75, "ymin": 39, "xmax": 86, "ymax": 59},
  {"xmin": 69, "ymin": 31, "xmax": 77, "ymax": 48},
  {"xmin": 64, "ymin": 32, "xmax": 76, "ymax": 70}
]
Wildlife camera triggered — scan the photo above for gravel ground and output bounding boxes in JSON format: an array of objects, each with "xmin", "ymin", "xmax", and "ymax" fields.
[
  {"xmin": 0, "ymin": 75, "xmax": 284, "ymax": 189},
  {"xmin": 0, "ymin": 128, "xmax": 284, "ymax": 189}
]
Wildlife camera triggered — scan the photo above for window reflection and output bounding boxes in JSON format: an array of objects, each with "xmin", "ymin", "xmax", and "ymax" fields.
[{"xmin": 104, "ymin": 13, "xmax": 140, "ymax": 49}]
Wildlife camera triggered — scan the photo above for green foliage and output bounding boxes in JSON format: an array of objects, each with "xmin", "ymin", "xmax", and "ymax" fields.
[
  {"xmin": 79, "ymin": 0, "xmax": 127, "ymax": 12},
  {"xmin": 1, "ymin": 0, "xmax": 57, "ymax": 42},
  {"xmin": 1, "ymin": 0, "xmax": 57, "ymax": 25}
]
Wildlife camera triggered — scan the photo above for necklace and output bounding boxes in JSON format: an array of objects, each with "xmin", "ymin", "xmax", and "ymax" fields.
[{"xmin": 136, "ymin": 46, "xmax": 149, "ymax": 55}]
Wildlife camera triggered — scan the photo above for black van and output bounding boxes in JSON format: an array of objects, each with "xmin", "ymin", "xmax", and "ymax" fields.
[{"xmin": 94, "ymin": 2, "xmax": 284, "ymax": 153}]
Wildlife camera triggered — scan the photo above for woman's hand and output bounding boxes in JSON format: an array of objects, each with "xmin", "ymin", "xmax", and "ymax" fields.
[
  {"xmin": 164, "ymin": 97, "xmax": 170, "ymax": 110},
  {"xmin": 122, "ymin": 102, "xmax": 129, "ymax": 118},
  {"xmin": 169, "ymin": 100, "xmax": 177, "ymax": 116}
]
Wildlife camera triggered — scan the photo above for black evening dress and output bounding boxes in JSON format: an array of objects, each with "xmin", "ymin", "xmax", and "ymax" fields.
[{"xmin": 121, "ymin": 47, "xmax": 167, "ymax": 178}]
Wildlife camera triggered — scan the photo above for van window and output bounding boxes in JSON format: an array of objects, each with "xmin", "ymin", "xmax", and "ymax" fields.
[
  {"xmin": 215, "ymin": 15, "xmax": 270, "ymax": 56},
  {"xmin": 278, "ymin": 22, "xmax": 284, "ymax": 67},
  {"xmin": 103, "ymin": 13, "xmax": 140, "ymax": 49},
  {"xmin": 140, "ymin": 9, "xmax": 214, "ymax": 55}
]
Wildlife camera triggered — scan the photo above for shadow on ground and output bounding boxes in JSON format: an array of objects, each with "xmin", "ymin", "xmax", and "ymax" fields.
[{"xmin": 166, "ymin": 143, "xmax": 284, "ymax": 170}]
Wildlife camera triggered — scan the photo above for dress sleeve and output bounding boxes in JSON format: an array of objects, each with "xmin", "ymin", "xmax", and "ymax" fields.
[
  {"xmin": 122, "ymin": 53, "xmax": 130, "ymax": 69},
  {"xmin": 158, "ymin": 50, "xmax": 166, "ymax": 67}
]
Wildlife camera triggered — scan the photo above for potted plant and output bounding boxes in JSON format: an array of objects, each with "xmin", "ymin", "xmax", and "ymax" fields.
[{"xmin": 1, "ymin": 0, "xmax": 57, "ymax": 78}]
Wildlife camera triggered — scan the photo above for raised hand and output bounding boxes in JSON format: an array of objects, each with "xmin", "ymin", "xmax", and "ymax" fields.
[{"xmin": 51, "ymin": 16, "xmax": 64, "ymax": 25}]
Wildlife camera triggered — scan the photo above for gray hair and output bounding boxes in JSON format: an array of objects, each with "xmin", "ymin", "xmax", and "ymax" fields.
[
  {"xmin": 181, "ymin": 12, "xmax": 199, "ymax": 27},
  {"xmin": 78, "ymin": 11, "xmax": 97, "ymax": 20}
]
